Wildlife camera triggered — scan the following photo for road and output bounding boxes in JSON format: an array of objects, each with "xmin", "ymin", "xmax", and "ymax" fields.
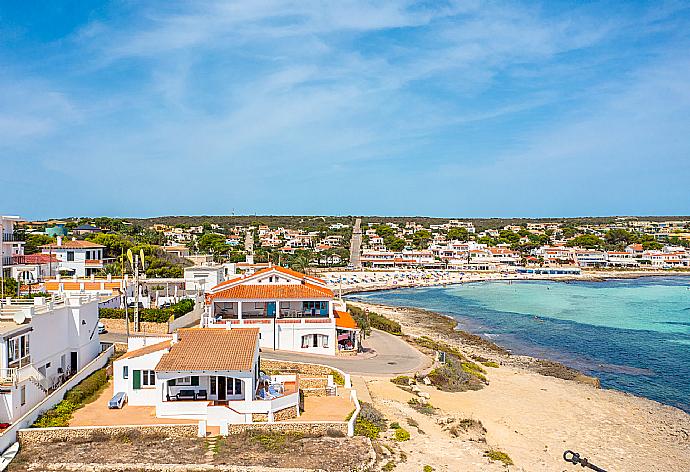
[
  {"xmin": 262, "ymin": 329, "xmax": 429, "ymax": 376},
  {"xmin": 349, "ymin": 217, "xmax": 362, "ymax": 269}
]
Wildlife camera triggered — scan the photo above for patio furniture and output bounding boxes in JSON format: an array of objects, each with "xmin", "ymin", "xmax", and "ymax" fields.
[
  {"xmin": 175, "ymin": 389, "xmax": 196, "ymax": 401},
  {"xmin": 195, "ymin": 389, "xmax": 208, "ymax": 400},
  {"xmin": 268, "ymin": 384, "xmax": 281, "ymax": 397}
]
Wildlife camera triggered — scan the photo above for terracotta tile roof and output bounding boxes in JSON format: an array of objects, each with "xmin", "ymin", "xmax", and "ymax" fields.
[
  {"xmin": 41, "ymin": 240, "xmax": 105, "ymax": 249},
  {"xmin": 120, "ymin": 340, "xmax": 171, "ymax": 360},
  {"xmin": 335, "ymin": 310, "xmax": 358, "ymax": 330},
  {"xmin": 209, "ymin": 282, "xmax": 333, "ymax": 300},
  {"xmin": 155, "ymin": 328, "xmax": 259, "ymax": 372},
  {"xmin": 252, "ymin": 266, "xmax": 326, "ymax": 284}
]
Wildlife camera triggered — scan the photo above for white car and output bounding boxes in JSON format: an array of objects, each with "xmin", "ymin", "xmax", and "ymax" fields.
[{"xmin": 98, "ymin": 322, "xmax": 106, "ymax": 334}]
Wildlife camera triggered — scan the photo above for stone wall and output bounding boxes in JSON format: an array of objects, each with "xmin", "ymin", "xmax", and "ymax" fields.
[
  {"xmin": 273, "ymin": 406, "xmax": 297, "ymax": 421},
  {"xmin": 298, "ymin": 377, "xmax": 328, "ymax": 389},
  {"xmin": 18, "ymin": 424, "xmax": 198, "ymax": 446},
  {"xmin": 226, "ymin": 421, "xmax": 347, "ymax": 436},
  {"xmin": 101, "ymin": 318, "xmax": 170, "ymax": 335},
  {"xmin": 261, "ymin": 360, "xmax": 333, "ymax": 377}
]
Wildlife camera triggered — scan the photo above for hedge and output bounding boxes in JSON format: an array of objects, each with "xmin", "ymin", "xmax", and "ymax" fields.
[
  {"xmin": 99, "ymin": 298, "xmax": 195, "ymax": 324},
  {"xmin": 347, "ymin": 304, "xmax": 402, "ymax": 336},
  {"xmin": 32, "ymin": 368, "xmax": 109, "ymax": 428}
]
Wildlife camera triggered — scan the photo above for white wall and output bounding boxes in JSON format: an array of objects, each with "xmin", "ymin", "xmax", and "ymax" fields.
[{"xmin": 113, "ymin": 350, "xmax": 167, "ymax": 406}]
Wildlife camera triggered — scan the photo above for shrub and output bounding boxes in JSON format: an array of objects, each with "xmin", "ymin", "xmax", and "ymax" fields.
[
  {"xmin": 424, "ymin": 466, "xmax": 434, "ymax": 472},
  {"xmin": 408, "ymin": 398, "xmax": 436, "ymax": 415},
  {"xmin": 32, "ymin": 367, "xmax": 109, "ymax": 428},
  {"xmin": 354, "ymin": 402, "xmax": 387, "ymax": 439},
  {"xmin": 347, "ymin": 305, "xmax": 401, "ymax": 335},
  {"xmin": 482, "ymin": 361, "xmax": 500, "ymax": 368},
  {"xmin": 390, "ymin": 375, "xmax": 413, "ymax": 386},
  {"xmin": 484, "ymin": 449, "xmax": 513, "ymax": 466},
  {"xmin": 99, "ymin": 299, "xmax": 195, "ymax": 323},
  {"xmin": 382, "ymin": 461, "xmax": 396, "ymax": 471},
  {"xmin": 393, "ymin": 427, "xmax": 410, "ymax": 442},
  {"xmin": 330, "ymin": 369, "xmax": 345, "ymax": 386}
]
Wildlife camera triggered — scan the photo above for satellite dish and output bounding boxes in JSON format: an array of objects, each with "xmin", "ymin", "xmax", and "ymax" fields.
[{"xmin": 13, "ymin": 311, "xmax": 27, "ymax": 325}]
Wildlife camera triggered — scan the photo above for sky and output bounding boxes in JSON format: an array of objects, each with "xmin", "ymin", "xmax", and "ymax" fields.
[{"xmin": 1, "ymin": 1, "xmax": 690, "ymax": 220}]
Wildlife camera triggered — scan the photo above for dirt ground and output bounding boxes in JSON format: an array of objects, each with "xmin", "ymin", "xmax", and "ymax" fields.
[{"xmin": 9, "ymin": 431, "xmax": 371, "ymax": 472}]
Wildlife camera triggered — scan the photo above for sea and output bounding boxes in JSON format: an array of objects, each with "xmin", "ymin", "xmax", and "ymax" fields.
[{"xmin": 348, "ymin": 276, "xmax": 690, "ymax": 413}]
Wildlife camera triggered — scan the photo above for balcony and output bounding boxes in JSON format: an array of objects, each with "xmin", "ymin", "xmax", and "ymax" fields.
[{"xmin": 1, "ymin": 233, "xmax": 23, "ymax": 242}]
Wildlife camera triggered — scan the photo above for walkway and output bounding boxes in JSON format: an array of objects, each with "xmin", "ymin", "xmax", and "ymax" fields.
[{"xmin": 262, "ymin": 329, "xmax": 429, "ymax": 376}]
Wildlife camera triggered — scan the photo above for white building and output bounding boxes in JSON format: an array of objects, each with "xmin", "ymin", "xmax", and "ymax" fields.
[
  {"xmin": 0, "ymin": 294, "xmax": 101, "ymax": 422},
  {"xmin": 113, "ymin": 328, "xmax": 299, "ymax": 425},
  {"xmin": 184, "ymin": 265, "xmax": 225, "ymax": 292},
  {"xmin": 40, "ymin": 237, "xmax": 106, "ymax": 277},
  {"xmin": 202, "ymin": 266, "xmax": 358, "ymax": 356},
  {"xmin": 1, "ymin": 216, "xmax": 25, "ymax": 279}
]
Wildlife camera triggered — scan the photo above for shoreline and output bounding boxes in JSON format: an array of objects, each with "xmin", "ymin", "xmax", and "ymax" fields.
[
  {"xmin": 322, "ymin": 268, "xmax": 690, "ymax": 295},
  {"xmin": 348, "ymin": 298, "xmax": 690, "ymax": 471}
]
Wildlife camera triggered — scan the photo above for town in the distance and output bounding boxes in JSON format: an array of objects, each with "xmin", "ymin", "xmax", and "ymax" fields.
[{"xmin": 1, "ymin": 213, "xmax": 689, "ymax": 471}]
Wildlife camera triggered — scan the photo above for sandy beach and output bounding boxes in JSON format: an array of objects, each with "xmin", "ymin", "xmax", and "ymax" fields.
[
  {"xmin": 319, "ymin": 268, "xmax": 690, "ymax": 295},
  {"xmin": 346, "ymin": 300, "xmax": 690, "ymax": 472}
]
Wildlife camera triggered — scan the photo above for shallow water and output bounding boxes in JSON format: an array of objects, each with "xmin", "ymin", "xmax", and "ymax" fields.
[{"xmin": 350, "ymin": 277, "xmax": 690, "ymax": 413}]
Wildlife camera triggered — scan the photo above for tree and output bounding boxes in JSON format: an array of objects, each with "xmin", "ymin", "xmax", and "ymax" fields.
[
  {"xmin": 566, "ymin": 234, "xmax": 603, "ymax": 249},
  {"xmin": 447, "ymin": 228, "xmax": 469, "ymax": 241},
  {"xmin": 24, "ymin": 234, "xmax": 54, "ymax": 254},
  {"xmin": 0, "ymin": 277, "xmax": 19, "ymax": 297},
  {"xmin": 604, "ymin": 229, "xmax": 636, "ymax": 249},
  {"xmin": 412, "ymin": 230, "xmax": 432, "ymax": 249},
  {"xmin": 290, "ymin": 251, "xmax": 314, "ymax": 274},
  {"xmin": 197, "ymin": 233, "xmax": 229, "ymax": 255},
  {"xmin": 87, "ymin": 233, "xmax": 133, "ymax": 257}
]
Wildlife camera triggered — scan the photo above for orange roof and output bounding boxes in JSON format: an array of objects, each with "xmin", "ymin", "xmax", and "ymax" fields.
[
  {"xmin": 335, "ymin": 310, "xmax": 358, "ymax": 330},
  {"xmin": 41, "ymin": 240, "xmax": 105, "ymax": 249},
  {"xmin": 210, "ymin": 282, "xmax": 333, "ymax": 300},
  {"xmin": 120, "ymin": 340, "xmax": 171, "ymax": 360},
  {"xmin": 155, "ymin": 328, "xmax": 259, "ymax": 372},
  {"xmin": 252, "ymin": 265, "xmax": 326, "ymax": 284}
]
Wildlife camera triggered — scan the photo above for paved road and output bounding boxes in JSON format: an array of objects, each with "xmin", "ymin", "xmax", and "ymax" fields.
[
  {"xmin": 349, "ymin": 218, "xmax": 362, "ymax": 269},
  {"xmin": 262, "ymin": 329, "xmax": 429, "ymax": 376}
]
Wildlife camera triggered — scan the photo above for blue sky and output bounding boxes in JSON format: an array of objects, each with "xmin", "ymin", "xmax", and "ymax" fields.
[{"xmin": 1, "ymin": 1, "xmax": 690, "ymax": 219}]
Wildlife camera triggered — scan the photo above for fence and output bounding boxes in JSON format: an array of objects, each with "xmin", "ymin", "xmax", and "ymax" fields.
[{"xmin": 0, "ymin": 344, "xmax": 115, "ymax": 454}]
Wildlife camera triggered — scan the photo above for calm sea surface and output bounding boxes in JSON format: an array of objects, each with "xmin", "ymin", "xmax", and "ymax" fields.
[{"xmin": 349, "ymin": 277, "xmax": 690, "ymax": 412}]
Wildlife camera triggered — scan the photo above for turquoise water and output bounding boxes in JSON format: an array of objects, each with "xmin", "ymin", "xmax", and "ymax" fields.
[{"xmin": 350, "ymin": 277, "xmax": 690, "ymax": 412}]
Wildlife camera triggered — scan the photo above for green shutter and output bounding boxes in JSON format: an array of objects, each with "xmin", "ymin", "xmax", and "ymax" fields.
[
  {"xmin": 168, "ymin": 378, "xmax": 176, "ymax": 386},
  {"xmin": 191, "ymin": 376, "xmax": 199, "ymax": 386},
  {"xmin": 133, "ymin": 370, "xmax": 141, "ymax": 390}
]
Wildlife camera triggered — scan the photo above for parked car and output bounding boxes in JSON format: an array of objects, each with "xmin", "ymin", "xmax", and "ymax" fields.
[
  {"xmin": 108, "ymin": 392, "xmax": 127, "ymax": 409},
  {"xmin": 98, "ymin": 322, "xmax": 106, "ymax": 334}
]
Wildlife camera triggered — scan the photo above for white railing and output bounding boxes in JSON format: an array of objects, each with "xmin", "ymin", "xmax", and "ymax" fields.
[
  {"xmin": 0, "ymin": 293, "xmax": 100, "ymax": 319},
  {"xmin": 347, "ymin": 389, "xmax": 361, "ymax": 437},
  {"xmin": 0, "ymin": 368, "xmax": 17, "ymax": 386}
]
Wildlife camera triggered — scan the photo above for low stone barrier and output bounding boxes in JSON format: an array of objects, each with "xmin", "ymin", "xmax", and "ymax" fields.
[
  {"xmin": 18, "ymin": 424, "xmax": 198, "ymax": 446},
  {"xmin": 261, "ymin": 360, "xmax": 333, "ymax": 377},
  {"xmin": 226, "ymin": 421, "xmax": 347, "ymax": 436},
  {"xmin": 101, "ymin": 318, "xmax": 169, "ymax": 335}
]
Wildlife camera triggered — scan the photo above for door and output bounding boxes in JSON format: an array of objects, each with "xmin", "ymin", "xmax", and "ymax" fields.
[
  {"xmin": 70, "ymin": 351, "xmax": 78, "ymax": 374},
  {"xmin": 267, "ymin": 302, "xmax": 276, "ymax": 318},
  {"xmin": 217, "ymin": 376, "xmax": 226, "ymax": 401}
]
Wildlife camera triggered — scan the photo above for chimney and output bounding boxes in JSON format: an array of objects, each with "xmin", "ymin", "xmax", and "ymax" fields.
[{"xmin": 57, "ymin": 236, "xmax": 63, "ymax": 246}]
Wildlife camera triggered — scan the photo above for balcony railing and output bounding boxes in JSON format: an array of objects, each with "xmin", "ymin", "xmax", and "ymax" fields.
[{"xmin": 1, "ymin": 233, "xmax": 23, "ymax": 242}]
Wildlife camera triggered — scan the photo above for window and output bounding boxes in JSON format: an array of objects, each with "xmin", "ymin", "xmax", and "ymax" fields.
[
  {"xmin": 67, "ymin": 251, "xmax": 75, "ymax": 262},
  {"xmin": 7, "ymin": 334, "xmax": 30, "ymax": 363},
  {"xmin": 210, "ymin": 376, "xmax": 217, "ymax": 395},
  {"xmin": 176, "ymin": 376, "xmax": 192, "ymax": 386},
  {"xmin": 20, "ymin": 386, "xmax": 26, "ymax": 406},
  {"xmin": 301, "ymin": 334, "xmax": 329, "ymax": 349},
  {"xmin": 86, "ymin": 251, "xmax": 91, "ymax": 259},
  {"xmin": 123, "ymin": 366, "xmax": 129, "ymax": 379},
  {"xmin": 279, "ymin": 301, "xmax": 290, "ymax": 310},
  {"xmin": 254, "ymin": 302, "xmax": 264, "ymax": 310},
  {"xmin": 45, "ymin": 362, "xmax": 51, "ymax": 369},
  {"xmin": 142, "ymin": 370, "xmax": 155, "ymax": 387},
  {"xmin": 234, "ymin": 378, "xmax": 242, "ymax": 394}
]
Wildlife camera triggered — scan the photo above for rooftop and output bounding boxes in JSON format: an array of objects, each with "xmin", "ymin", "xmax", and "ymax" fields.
[{"xmin": 155, "ymin": 328, "xmax": 259, "ymax": 372}]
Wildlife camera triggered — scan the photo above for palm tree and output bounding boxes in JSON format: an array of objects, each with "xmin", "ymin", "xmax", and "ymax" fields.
[{"xmin": 290, "ymin": 251, "xmax": 314, "ymax": 275}]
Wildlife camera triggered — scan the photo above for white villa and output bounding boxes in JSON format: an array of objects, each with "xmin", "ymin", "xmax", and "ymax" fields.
[
  {"xmin": 0, "ymin": 294, "xmax": 102, "ymax": 422},
  {"xmin": 113, "ymin": 328, "xmax": 300, "ymax": 425},
  {"xmin": 1, "ymin": 216, "xmax": 25, "ymax": 280},
  {"xmin": 40, "ymin": 237, "xmax": 106, "ymax": 277},
  {"xmin": 202, "ymin": 266, "xmax": 359, "ymax": 356}
]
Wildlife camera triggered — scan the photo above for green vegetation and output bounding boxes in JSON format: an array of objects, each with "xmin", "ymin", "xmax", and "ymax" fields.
[
  {"xmin": 392, "ymin": 426, "xmax": 410, "ymax": 442},
  {"xmin": 23, "ymin": 234, "xmax": 54, "ymax": 254},
  {"xmin": 484, "ymin": 449, "xmax": 514, "ymax": 466},
  {"xmin": 0, "ymin": 277, "xmax": 18, "ymax": 298},
  {"xmin": 382, "ymin": 461, "xmax": 396, "ymax": 471},
  {"xmin": 414, "ymin": 336, "xmax": 488, "ymax": 390},
  {"xmin": 347, "ymin": 304, "xmax": 402, "ymax": 336},
  {"xmin": 353, "ymin": 403, "xmax": 387, "ymax": 439},
  {"xmin": 481, "ymin": 361, "xmax": 500, "ymax": 368},
  {"xmin": 33, "ymin": 368, "xmax": 109, "ymax": 427},
  {"xmin": 390, "ymin": 375, "xmax": 414, "ymax": 386},
  {"xmin": 330, "ymin": 369, "xmax": 345, "ymax": 386},
  {"xmin": 566, "ymin": 234, "xmax": 603, "ymax": 249},
  {"xmin": 407, "ymin": 398, "xmax": 436, "ymax": 415},
  {"xmin": 249, "ymin": 430, "xmax": 304, "ymax": 451},
  {"xmin": 423, "ymin": 466, "xmax": 434, "ymax": 472},
  {"xmin": 99, "ymin": 298, "xmax": 195, "ymax": 324}
]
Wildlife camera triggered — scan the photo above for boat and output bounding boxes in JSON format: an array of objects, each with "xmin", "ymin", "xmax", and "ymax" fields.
[{"xmin": 0, "ymin": 442, "xmax": 19, "ymax": 471}]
